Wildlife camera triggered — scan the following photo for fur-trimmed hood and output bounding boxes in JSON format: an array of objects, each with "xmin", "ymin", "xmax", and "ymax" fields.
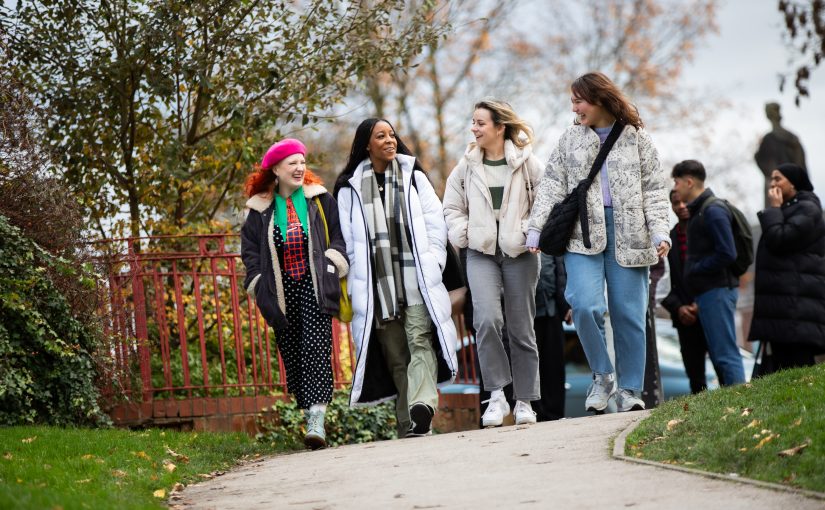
[{"xmin": 245, "ymin": 183, "xmax": 328, "ymax": 213}]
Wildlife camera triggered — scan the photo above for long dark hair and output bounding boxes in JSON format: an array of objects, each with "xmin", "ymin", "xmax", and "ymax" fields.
[
  {"xmin": 571, "ymin": 72, "xmax": 643, "ymax": 129},
  {"xmin": 333, "ymin": 118, "xmax": 423, "ymax": 197}
]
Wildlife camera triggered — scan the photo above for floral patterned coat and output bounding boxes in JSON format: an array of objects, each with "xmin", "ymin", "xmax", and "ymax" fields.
[{"xmin": 528, "ymin": 124, "xmax": 670, "ymax": 268}]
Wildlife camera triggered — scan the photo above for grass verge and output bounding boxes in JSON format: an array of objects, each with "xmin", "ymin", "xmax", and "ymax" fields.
[
  {"xmin": 0, "ymin": 426, "xmax": 277, "ymax": 509},
  {"xmin": 625, "ymin": 363, "xmax": 825, "ymax": 493}
]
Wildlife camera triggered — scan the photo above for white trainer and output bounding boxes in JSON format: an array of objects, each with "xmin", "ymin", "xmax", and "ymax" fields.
[
  {"xmin": 585, "ymin": 372, "xmax": 616, "ymax": 413},
  {"xmin": 481, "ymin": 392, "xmax": 510, "ymax": 427},
  {"xmin": 513, "ymin": 400, "xmax": 537, "ymax": 425}
]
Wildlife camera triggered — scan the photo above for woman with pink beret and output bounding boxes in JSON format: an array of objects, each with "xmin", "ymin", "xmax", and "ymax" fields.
[{"xmin": 241, "ymin": 138, "xmax": 349, "ymax": 449}]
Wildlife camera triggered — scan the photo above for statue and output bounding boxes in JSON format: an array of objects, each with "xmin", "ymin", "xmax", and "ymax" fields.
[{"xmin": 754, "ymin": 102, "xmax": 807, "ymax": 208}]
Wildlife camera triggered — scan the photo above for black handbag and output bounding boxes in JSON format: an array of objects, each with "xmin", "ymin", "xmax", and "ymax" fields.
[{"xmin": 539, "ymin": 122, "xmax": 625, "ymax": 256}]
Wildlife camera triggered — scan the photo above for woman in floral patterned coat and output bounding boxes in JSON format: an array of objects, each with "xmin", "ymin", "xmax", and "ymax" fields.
[{"xmin": 526, "ymin": 72, "xmax": 670, "ymax": 414}]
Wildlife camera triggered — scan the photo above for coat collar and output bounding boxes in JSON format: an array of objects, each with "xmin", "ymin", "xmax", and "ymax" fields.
[
  {"xmin": 463, "ymin": 139, "xmax": 531, "ymax": 170},
  {"xmin": 347, "ymin": 154, "xmax": 416, "ymax": 189},
  {"xmin": 245, "ymin": 183, "xmax": 327, "ymax": 213}
]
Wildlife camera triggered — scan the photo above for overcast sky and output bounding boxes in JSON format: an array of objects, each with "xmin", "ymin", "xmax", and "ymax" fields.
[{"xmin": 667, "ymin": 0, "xmax": 825, "ymax": 214}]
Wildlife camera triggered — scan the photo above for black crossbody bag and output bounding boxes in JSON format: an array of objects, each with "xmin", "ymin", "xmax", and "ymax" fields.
[{"xmin": 539, "ymin": 122, "xmax": 625, "ymax": 256}]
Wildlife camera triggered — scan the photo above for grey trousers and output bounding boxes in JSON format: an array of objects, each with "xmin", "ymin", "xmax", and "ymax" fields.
[
  {"xmin": 467, "ymin": 248, "xmax": 540, "ymax": 400},
  {"xmin": 373, "ymin": 304, "xmax": 438, "ymax": 437}
]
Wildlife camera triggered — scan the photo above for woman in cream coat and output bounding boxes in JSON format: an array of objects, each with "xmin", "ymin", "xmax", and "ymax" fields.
[
  {"xmin": 443, "ymin": 99, "xmax": 543, "ymax": 428},
  {"xmin": 526, "ymin": 72, "xmax": 670, "ymax": 414}
]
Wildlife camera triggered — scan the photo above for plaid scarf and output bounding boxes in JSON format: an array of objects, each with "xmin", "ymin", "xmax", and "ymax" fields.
[{"xmin": 362, "ymin": 158, "xmax": 420, "ymax": 321}]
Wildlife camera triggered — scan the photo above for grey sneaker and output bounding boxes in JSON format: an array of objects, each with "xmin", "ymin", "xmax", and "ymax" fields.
[
  {"xmin": 481, "ymin": 393, "xmax": 511, "ymax": 427},
  {"xmin": 617, "ymin": 389, "xmax": 645, "ymax": 412},
  {"xmin": 585, "ymin": 373, "xmax": 616, "ymax": 413},
  {"xmin": 304, "ymin": 409, "xmax": 326, "ymax": 450}
]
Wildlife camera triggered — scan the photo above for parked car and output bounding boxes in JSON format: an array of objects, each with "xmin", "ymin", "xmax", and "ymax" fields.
[{"xmin": 441, "ymin": 317, "xmax": 755, "ymax": 419}]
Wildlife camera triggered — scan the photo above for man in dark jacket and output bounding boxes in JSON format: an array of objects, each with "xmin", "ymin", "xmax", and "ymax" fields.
[
  {"xmin": 671, "ymin": 160, "xmax": 745, "ymax": 386},
  {"xmin": 661, "ymin": 189, "xmax": 717, "ymax": 392}
]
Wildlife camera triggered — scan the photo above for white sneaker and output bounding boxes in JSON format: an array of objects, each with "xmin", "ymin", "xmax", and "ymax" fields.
[
  {"xmin": 585, "ymin": 373, "xmax": 616, "ymax": 413},
  {"xmin": 481, "ymin": 393, "xmax": 510, "ymax": 427},
  {"xmin": 513, "ymin": 400, "xmax": 537, "ymax": 425},
  {"xmin": 617, "ymin": 389, "xmax": 645, "ymax": 412}
]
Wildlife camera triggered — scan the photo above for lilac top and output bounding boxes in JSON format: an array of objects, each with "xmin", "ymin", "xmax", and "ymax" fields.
[{"xmin": 594, "ymin": 125, "xmax": 613, "ymax": 207}]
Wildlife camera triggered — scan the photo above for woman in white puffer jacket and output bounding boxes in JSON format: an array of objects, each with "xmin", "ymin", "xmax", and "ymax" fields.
[{"xmin": 443, "ymin": 99, "xmax": 543, "ymax": 428}]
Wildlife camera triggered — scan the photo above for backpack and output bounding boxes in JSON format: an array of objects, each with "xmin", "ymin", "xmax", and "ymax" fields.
[{"xmin": 699, "ymin": 196, "xmax": 754, "ymax": 277}]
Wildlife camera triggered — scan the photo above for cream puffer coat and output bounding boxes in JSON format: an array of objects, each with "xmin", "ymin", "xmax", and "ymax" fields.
[
  {"xmin": 443, "ymin": 140, "xmax": 543, "ymax": 258},
  {"xmin": 527, "ymin": 124, "xmax": 670, "ymax": 267}
]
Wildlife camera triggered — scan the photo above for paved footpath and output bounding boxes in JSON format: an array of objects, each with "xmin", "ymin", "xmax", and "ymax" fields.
[{"xmin": 178, "ymin": 412, "xmax": 824, "ymax": 509}]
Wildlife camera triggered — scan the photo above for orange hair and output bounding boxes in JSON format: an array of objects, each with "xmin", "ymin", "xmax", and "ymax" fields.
[{"xmin": 244, "ymin": 167, "xmax": 323, "ymax": 197}]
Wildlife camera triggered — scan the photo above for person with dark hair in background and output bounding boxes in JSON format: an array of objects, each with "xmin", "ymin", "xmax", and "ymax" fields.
[
  {"xmin": 748, "ymin": 163, "xmax": 825, "ymax": 373},
  {"xmin": 533, "ymin": 253, "xmax": 572, "ymax": 421},
  {"xmin": 661, "ymin": 189, "xmax": 715, "ymax": 393},
  {"xmin": 334, "ymin": 118, "xmax": 457, "ymax": 438},
  {"xmin": 241, "ymin": 138, "xmax": 349, "ymax": 449},
  {"xmin": 671, "ymin": 159, "xmax": 745, "ymax": 386}
]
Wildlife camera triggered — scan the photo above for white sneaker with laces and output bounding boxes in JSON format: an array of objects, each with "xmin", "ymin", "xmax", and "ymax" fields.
[
  {"xmin": 481, "ymin": 392, "xmax": 510, "ymax": 427},
  {"xmin": 617, "ymin": 389, "xmax": 645, "ymax": 412},
  {"xmin": 585, "ymin": 372, "xmax": 616, "ymax": 413},
  {"xmin": 513, "ymin": 400, "xmax": 537, "ymax": 425}
]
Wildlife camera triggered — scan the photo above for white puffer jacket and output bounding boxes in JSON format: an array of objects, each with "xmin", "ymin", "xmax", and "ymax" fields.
[
  {"xmin": 443, "ymin": 140, "xmax": 543, "ymax": 257},
  {"xmin": 528, "ymin": 124, "xmax": 670, "ymax": 267},
  {"xmin": 336, "ymin": 154, "xmax": 458, "ymax": 405}
]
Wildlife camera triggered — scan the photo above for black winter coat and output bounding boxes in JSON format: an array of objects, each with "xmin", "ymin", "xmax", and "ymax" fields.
[
  {"xmin": 748, "ymin": 191, "xmax": 825, "ymax": 348},
  {"xmin": 241, "ymin": 184, "xmax": 349, "ymax": 331},
  {"xmin": 661, "ymin": 223, "xmax": 695, "ymax": 328}
]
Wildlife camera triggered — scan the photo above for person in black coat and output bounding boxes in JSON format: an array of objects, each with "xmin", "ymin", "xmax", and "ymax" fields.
[
  {"xmin": 661, "ymin": 190, "xmax": 716, "ymax": 392},
  {"xmin": 748, "ymin": 163, "xmax": 825, "ymax": 372},
  {"xmin": 241, "ymin": 139, "xmax": 349, "ymax": 450},
  {"xmin": 533, "ymin": 253, "xmax": 572, "ymax": 421}
]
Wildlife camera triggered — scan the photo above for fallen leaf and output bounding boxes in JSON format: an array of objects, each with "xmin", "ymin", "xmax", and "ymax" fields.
[
  {"xmin": 163, "ymin": 461, "xmax": 177, "ymax": 473},
  {"xmin": 111, "ymin": 470, "xmax": 127, "ymax": 478},
  {"xmin": 741, "ymin": 419, "xmax": 761, "ymax": 431},
  {"xmin": 790, "ymin": 418, "xmax": 803, "ymax": 428},
  {"xmin": 81, "ymin": 454, "xmax": 95, "ymax": 460},
  {"xmin": 683, "ymin": 402, "xmax": 689, "ymax": 412},
  {"xmin": 76, "ymin": 479, "xmax": 91, "ymax": 484},
  {"xmin": 171, "ymin": 482, "xmax": 185, "ymax": 492},
  {"xmin": 778, "ymin": 440, "xmax": 811, "ymax": 457},
  {"xmin": 153, "ymin": 489, "xmax": 166, "ymax": 499},
  {"xmin": 739, "ymin": 447, "xmax": 748, "ymax": 452},
  {"xmin": 666, "ymin": 419, "xmax": 683, "ymax": 431},
  {"xmin": 164, "ymin": 446, "xmax": 190, "ymax": 464},
  {"xmin": 741, "ymin": 408, "xmax": 753, "ymax": 417},
  {"xmin": 783, "ymin": 473, "xmax": 797, "ymax": 483},
  {"xmin": 754, "ymin": 434, "xmax": 777, "ymax": 449},
  {"xmin": 725, "ymin": 407, "xmax": 736, "ymax": 414},
  {"xmin": 3, "ymin": 453, "xmax": 12, "ymax": 460},
  {"xmin": 197, "ymin": 473, "xmax": 213, "ymax": 479},
  {"xmin": 133, "ymin": 451, "xmax": 151, "ymax": 460},
  {"xmin": 22, "ymin": 436, "xmax": 37, "ymax": 444}
]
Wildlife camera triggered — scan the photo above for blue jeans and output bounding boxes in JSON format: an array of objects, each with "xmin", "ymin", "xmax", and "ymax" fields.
[
  {"xmin": 564, "ymin": 208, "xmax": 649, "ymax": 391},
  {"xmin": 695, "ymin": 287, "xmax": 745, "ymax": 385}
]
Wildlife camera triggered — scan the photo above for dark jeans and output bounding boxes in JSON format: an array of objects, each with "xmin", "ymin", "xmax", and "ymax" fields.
[
  {"xmin": 533, "ymin": 315, "xmax": 565, "ymax": 421},
  {"xmin": 770, "ymin": 342, "xmax": 824, "ymax": 372},
  {"xmin": 675, "ymin": 322, "xmax": 710, "ymax": 393}
]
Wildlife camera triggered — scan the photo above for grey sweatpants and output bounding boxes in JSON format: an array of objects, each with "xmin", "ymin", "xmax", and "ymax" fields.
[{"xmin": 466, "ymin": 248, "xmax": 540, "ymax": 400}]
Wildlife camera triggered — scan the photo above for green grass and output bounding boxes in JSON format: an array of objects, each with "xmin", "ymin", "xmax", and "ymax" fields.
[
  {"xmin": 626, "ymin": 363, "xmax": 825, "ymax": 493},
  {"xmin": 0, "ymin": 426, "xmax": 278, "ymax": 509}
]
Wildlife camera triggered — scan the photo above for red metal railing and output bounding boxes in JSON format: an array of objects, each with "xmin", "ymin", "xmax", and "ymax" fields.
[{"xmin": 95, "ymin": 234, "xmax": 478, "ymax": 406}]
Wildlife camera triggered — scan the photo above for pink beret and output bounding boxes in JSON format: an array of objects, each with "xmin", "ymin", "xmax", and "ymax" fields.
[{"xmin": 261, "ymin": 138, "xmax": 307, "ymax": 170}]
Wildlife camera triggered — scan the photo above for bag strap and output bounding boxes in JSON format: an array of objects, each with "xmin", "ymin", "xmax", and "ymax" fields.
[
  {"xmin": 314, "ymin": 196, "xmax": 330, "ymax": 246},
  {"xmin": 577, "ymin": 122, "xmax": 625, "ymax": 248}
]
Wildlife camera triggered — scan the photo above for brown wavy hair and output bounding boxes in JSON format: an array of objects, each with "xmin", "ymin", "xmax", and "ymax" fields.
[
  {"xmin": 571, "ymin": 72, "xmax": 643, "ymax": 129},
  {"xmin": 244, "ymin": 165, "xmax": 323, "ymax": 197}
]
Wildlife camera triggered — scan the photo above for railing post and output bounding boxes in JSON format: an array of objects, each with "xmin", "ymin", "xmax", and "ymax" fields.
[{"xmin": 128, "ymin": 238, "xmax": 153, "ymax": 403}]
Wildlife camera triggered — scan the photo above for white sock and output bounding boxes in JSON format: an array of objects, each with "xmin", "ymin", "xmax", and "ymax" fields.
[
  {"xmin": 309, "ymin": 403, "xmax": 327, "ymax": 413},
  {"xmin": 490, "ymin": 389, "xmax": 504, "ymax": 401}
]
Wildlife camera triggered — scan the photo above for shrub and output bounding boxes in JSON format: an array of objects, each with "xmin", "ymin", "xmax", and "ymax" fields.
[
  {"xmin": 0, "ymin": 214, "xmax": 108, "ymax": 426},
  {"xmin": 256, "ymin": 390, "xmax": 397, "ymax": 449}
]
